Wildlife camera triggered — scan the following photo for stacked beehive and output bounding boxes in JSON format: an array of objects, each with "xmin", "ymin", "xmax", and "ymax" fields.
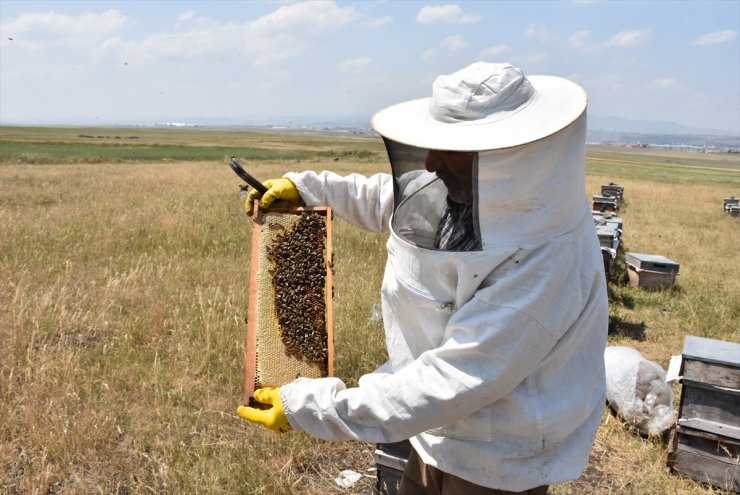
[
  {"xmin": 593, "ymin": 182, "xmax": 625, "ymax": 280},
  {"xmin": 668, "ymin": 336, "xmax": 740, "ymax": 491},
  {"xmin": 724, "ymin": 196, "xmax": 739, "ymax": 217}
]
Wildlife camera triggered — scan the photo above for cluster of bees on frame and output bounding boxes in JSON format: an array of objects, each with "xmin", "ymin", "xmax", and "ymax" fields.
[{"xmin": 267, "ymin": 212, "xmax": 328, "ymax": 371}]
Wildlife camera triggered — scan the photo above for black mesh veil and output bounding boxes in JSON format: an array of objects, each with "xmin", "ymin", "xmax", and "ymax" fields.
[{"xmin": 381, "ymin": 137, "xmax": 480, "ymax": 250}]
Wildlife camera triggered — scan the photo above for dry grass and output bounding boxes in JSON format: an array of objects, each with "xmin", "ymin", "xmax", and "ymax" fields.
[
  {"xmin": 1, "ymin": 159, "xmax": 386, "ymax": 494},
  {"xmin": 1, "ymin": 140, "xmax": 738, "ymax": 494}
]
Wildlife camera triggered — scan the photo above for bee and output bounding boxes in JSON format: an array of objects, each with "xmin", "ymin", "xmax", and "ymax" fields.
[{"xmin": 268, "ymin": 212, "xmax": 328, "ymax": 366}]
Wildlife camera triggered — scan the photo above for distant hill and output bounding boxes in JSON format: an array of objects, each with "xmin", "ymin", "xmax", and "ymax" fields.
[{"xmin": 588, "ymin": 115, "xmax": 737, "ymax": 137}]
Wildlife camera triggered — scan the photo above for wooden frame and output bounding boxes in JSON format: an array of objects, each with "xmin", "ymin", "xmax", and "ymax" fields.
[{"xmin": 243, "ymin": 204, "xmax": 334, "ymax": 403}]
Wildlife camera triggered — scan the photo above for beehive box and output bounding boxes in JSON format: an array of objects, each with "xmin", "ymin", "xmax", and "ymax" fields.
[
  {"xmin": 668, "ymin": 427, "xmax": 739, "ymax": 491},
  {"xmin": 625, "ymin": 252, "xmax": 680, "ymax": 289},
  {"xmin": 596, "ymin": 224, "xmax": 620, "ymax": 250},
  {"xmin": 677, "ymin": 337, "xmax": 740, "ymax": 435},
  {"xmin": 593, "ymin": 195, "xmax": 619, "ymax": 212},
  {"xmin": 603, "ymin": 218, "xmax": 624, "ymax": 232},
  {"xmin": 668, "ymin": 336, "xmax": 740, "ymax": 491},
  {"xmin": 591, "ymin": 210, "xmax": 624, "ymax": 230},
  {"xmin": 601, "ymin": 183, "xmax": 624, "ymax": 199},
  {"xmin": 593, "ymin": 212, "xmax": 624, "ymax": 233},
  {"xmin": 601, "ymin": 248, "xmax": 616, "ymax": 280},
  {"xmin": 375, "ymin": 441, "xmax": 411, "ymax": 495},
  {"xmin": 243, "ymin": 205, "xmax": 334, "ymax": 402}
]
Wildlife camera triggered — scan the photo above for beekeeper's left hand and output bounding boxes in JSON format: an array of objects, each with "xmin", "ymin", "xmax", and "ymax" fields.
[
  {"xmin": 245, "ymin": 177, "xmax": 302, "ymax": 216},
  {"xmin": 237, "ymin": 387, "xmax": 292, "ymax": 434}
]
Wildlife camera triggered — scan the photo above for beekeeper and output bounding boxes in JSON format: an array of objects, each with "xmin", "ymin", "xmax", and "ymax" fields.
[{"xmin": 238, "ymin": 62, "xmax": 608, "ymax": 494}]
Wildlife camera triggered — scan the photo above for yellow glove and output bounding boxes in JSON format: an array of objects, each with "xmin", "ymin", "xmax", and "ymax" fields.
[
  {"xmin": 245, "ymin": 178, "xmax": 302, "ymax": 216},
  {"xmin": 237, "ymin": 387, "xmax": 292, "ymax": 434}
]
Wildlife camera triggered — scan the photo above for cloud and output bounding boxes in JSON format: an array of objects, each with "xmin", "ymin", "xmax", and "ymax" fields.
[
  {"xmin": 690, "ymin": 30, "xmax": 738, "ymax": 46},
  {"xmin": 569, "ymin": 28, "xmax": 650, "ymax": 51},
  {"xmin": 0, "ymin": 9, "xmax": 128, "ymax": 47},
  {"xmin": 365, "ymin": 16, "xmax": 392, "ymax": 29},
  {"xmin": 441, "ymin": 34, "xmax": 469, "ymax": 51},
  {"xmin": 479, "ymin": 44, "xmax": 509, "ymax": 59},
  {"xmin": 606, "ymin": 29, "xmax": 651, "ymax": 47},
  {"xmin": 525, "ymin": 23, "xmax": 552, "ymax": 41},
  {"xmin": 248, "ymin": 0, "xmax": 358, "ymax": 38},
  {"xmin": 95, "ymin": 36, "xmax": 124, "ymax": 55},
  {"xmin": 422, "ymin": 34, "xmax": 469, "ymax": 60},
  {"xmin": 568, "ymin": 30, "xmax": 592, "ymax": 49},
  {"xmin": 417, "ymin": 4, "xmax": 481, "ymax": 24},
  {"xmin": 94, "ymin": 1, "xmax": 360, "ymax": 66},
  {"xmin": 241, "ymin": 0, "xmax": 360, "ymax": 64},
  {"xmin": 336, "ymin": 57, "xmax": 372, "ymax": 72},
  {"xmin": 645, "ymin": 78, "xmax": 682, "ymax": 91},
  {"xmin": 177, "ymin": 11, "xmax": 195, "ymax": 23},
  {"xmin": 112, "ymin": 25, "xmax": 237, "ymax": 61}
]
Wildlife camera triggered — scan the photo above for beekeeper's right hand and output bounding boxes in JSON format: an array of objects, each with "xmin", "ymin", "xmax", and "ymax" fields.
[
  {"xmin": 237, "ymin": 387, "xmax": 292, "ymax": 434},
  {"xmin": 245, "ymin": 177, "xmax": 303, "ymax": 216}
]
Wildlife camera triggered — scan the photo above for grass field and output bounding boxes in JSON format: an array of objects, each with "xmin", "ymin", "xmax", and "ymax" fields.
[
  {"xmin": 0, "ymin": 126, "xmax": 384, "ymax": 164},
  {"xmin": 1, "ymin": 126, "xmax": 738, "ymax": 494}
]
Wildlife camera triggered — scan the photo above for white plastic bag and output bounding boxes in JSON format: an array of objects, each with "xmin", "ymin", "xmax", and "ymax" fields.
[{"xmin": 604, "ymin": 346, "xmax": 677, "ymax": 436}]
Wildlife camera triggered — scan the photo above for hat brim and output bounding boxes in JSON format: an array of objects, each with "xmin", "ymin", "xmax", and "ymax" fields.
[{"xmin": 371, "ymin": 75, "xmax": 587, "ymax": 151}]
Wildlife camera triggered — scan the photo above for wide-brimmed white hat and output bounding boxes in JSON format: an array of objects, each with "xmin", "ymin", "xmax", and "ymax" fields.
[{"xmin": 371, "ymin": 62, "xmax": 587, "ymax": 151}]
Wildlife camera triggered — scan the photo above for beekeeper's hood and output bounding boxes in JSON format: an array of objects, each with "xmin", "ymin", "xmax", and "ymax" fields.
[{"xmin": 371, "ymin": 62, "xmax": 588, "ymax": 251}]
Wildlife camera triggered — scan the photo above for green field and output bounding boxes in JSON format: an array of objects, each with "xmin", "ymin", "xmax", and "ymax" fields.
[
  {"xmin": 0, "ymin": 125, "xmax": 384, "ymax": 164},
  {"xmin": 1, "ymin": 126, "xmax": 738, "ymax": 494},
  {"xmin": 586, "ymin": 144, "xmax": 740, "ymax": 184}
]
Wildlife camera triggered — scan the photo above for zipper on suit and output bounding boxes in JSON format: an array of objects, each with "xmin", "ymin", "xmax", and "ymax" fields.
[{"xmin": 396, "ymin": 275, "xmax": 454, "ymax": 310}]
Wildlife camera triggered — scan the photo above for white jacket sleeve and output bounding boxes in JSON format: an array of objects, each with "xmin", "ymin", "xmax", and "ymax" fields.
[{"xmin": 284, "ymin": 171, "xmax": 394, "ymax": 233}]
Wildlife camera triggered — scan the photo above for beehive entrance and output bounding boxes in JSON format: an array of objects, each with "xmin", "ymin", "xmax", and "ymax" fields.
[{"xmin": 244, "ymin": 205, "xmax": 333, "ymax": 402}]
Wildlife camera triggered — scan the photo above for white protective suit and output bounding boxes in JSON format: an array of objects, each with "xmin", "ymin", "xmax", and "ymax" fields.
[{"xmin": 279, "ymin": 110, "xmax": 608, "ymax": 491}]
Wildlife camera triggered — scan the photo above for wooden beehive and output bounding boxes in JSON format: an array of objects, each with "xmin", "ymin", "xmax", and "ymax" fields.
[
  {"xmin": 375, "ymin": 441, "xmax": 412, "ymax": 495},
  {"xmin": 668, "ymin": 336, "xmax": 740, "ymax": 491},
  {"xmin": 601, "ymin": 182, "xmax": 624, "ymax": 200},
  {"xmin": 596, "ymin": 224, "xmax": 620, "ymax": 250},
  {"xmin": 593, "ymin": 211, "xmax": 624, "ymax": 230},
  {"xmin": 243, "ymin": 204, "xmax": 334, "ymax": 403},
  {"xmin": 625, "ymin": 252, "xmax": 680, "ymax": 289},
  {"xmin": 601, "ymin": 248, "xmax": 616, "ymax": 280},
  {"xmin": 593, "ymin": 195, "xmax": 619, "ymax": 212}
]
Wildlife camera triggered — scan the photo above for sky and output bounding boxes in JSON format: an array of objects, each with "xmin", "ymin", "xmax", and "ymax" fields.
[{"xmin": 0, "ymin": 0, "xmax": 738, "ymax": 134}]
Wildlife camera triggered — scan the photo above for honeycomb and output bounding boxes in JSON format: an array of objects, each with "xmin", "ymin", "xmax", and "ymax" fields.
[{"xmin": 244, "ymin": 206, "xmax": 333, "ymax": 400}]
